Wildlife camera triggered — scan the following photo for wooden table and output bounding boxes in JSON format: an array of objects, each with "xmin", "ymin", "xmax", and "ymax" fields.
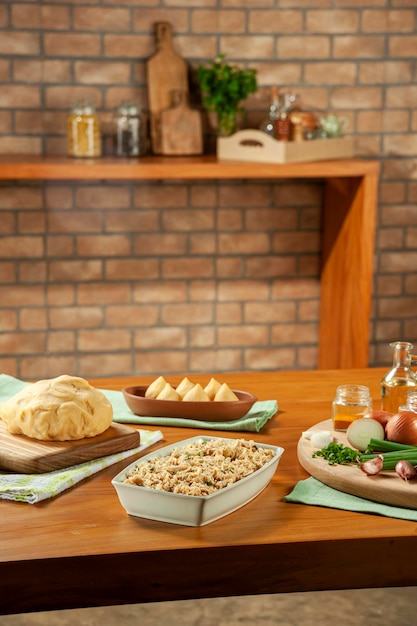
[
  {"xmin": 2, "ymin": 368, "xmax": 415, "ymax": 617},
  {"xmin": 0, "ymin": 155, "xmax": 379, "ymax": 369}
]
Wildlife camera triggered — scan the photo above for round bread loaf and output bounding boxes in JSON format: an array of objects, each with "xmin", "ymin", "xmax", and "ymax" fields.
[{"xmin": 0, "ymin": 374, "xmax": 113, "ymax": 441}]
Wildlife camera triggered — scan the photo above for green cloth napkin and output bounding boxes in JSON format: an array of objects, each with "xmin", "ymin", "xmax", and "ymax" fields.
[
  {"xmin": 0, "ymin": 429, "xmax": 163, "ymax": 504},
  {"xmin": 285, "ymin": 477, "xmax": 417, "ymax": 522},
  {"xmin": 110, "ymin": 394, "xmax": 278, "ymax": 432},
  {"xmin": 0, "ymin": 374, "xmax": 277, "ymax": 432}
]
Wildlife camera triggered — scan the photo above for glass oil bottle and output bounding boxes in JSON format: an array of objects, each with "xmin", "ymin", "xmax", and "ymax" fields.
[{"xmin": 381, "ymin": 341, "xmax": 417, "ymax": 414}]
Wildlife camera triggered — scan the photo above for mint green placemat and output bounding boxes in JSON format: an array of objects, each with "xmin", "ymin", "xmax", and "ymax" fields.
[
  {"xmin": 0, "ymin": 374, "xmax": 277, "ymax": 432},
  {"xmin": 285, "ymin": 476, "xmax": 417, "ymax": 522}
]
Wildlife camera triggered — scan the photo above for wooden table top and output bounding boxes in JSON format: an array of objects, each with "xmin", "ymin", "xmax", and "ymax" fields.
[{"xmin": 1, "ymin": 368, "xmax": 416, "ymax": 616}]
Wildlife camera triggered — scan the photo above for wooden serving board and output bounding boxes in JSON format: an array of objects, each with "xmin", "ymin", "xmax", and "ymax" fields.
[
  {"xmin": 0, "ymin": 420, "xmax": 140, "ymax": 474},
  {"xmin": 160, "ymin": 91, "xmax": 203, "ymax": 155},
  {"xmin": 297, "ymin": 419, "xmax": 417, "ymax": 510},
  {"xmin": 146, "ymin": 21, "xmax": 189, "ymax": 154}
]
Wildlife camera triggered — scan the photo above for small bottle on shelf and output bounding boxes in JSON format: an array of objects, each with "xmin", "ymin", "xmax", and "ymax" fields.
[{"xmin": 259, "ymin": 86, "xmax": 280, "ymax": 137}]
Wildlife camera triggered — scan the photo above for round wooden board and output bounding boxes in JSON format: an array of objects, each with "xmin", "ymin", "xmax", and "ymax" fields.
[{"xmin": 297, "ymin": 419, "xmax": 417, "ymax": 511}]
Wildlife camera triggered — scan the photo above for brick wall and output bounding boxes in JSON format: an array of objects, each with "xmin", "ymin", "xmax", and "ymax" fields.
[{"xmin": 0, "ymin": 0, "xmax": 416, "ymax": 379}]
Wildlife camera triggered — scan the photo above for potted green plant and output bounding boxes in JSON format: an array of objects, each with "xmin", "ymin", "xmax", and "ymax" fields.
[{"xmin": 197, "ymin": 55, "xmax": 257, "ymax": 136}]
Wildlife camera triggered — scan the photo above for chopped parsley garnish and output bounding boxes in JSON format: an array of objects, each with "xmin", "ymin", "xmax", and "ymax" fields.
[{"xmin": 312, "ymin": 442, "xmax": 360, "ymax": 466}]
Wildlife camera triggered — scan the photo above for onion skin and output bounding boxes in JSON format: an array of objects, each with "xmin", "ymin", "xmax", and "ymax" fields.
[
  {"xmin": 385, "ymin": 411, "xmax": 417, "ymax": 446},
  {"xmin": 363, "ymin": 409, "xmax": 393, "ymax": 428}
]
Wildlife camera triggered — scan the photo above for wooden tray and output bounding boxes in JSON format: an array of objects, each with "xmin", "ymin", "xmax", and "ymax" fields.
[
  {"xmin": 217, "ymin": 129, "xmax": 354, "ymax": 164},
  {"xmin": 297, "ymin": 419, "xmax": 417, "ymax": 510},
  {"xmin": 0, "ymin": 420, "xmax": 140, "ymax": 474}
]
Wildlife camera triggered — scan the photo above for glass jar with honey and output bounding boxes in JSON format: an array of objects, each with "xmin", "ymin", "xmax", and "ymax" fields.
[
  {"xmin": 332, "ymin": 384, "xmax": 372, "ymax": 431},
  {"xmin": 381, "ymin": 341, "xmax": 417, "ymax": 414},
  {"xmin": 67, "ymin": 101, "xmax": 101, "ymax": 158}
]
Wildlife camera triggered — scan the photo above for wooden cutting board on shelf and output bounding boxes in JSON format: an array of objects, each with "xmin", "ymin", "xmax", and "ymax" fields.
[
  {"xmin": 146, "ymin": 21, "xmax": 189, "ymax": 154},
  {"xmin": 0, "ymin": 420, "xmax": 140, "ymax": 474},
  {"xmin": 297, "ymin": 419, "xmax": 417, "ymax": 510},
  {"xmin": 160, "ymin": 90, "xmax": 203, "ymax": 155}
]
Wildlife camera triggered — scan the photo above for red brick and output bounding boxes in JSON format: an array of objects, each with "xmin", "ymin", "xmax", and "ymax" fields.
[
  {"xmin": 78, "ymin": 354, "xmax": 133, "ymax": 379},
  {"xmin": 106, "ymin": 305, "xmax": 159, "ymax": 327},
  {"xmin": 162, "ymin": 258, "xmax": 214, "ymax": 279},
  {"xmin": 278, "ymin": 36, "xmax": 330, "ymax": 59},
  {"xmin": 273, "ymin": 232, "xmax": 320, "ymax": 253},
  {"xmin": 20, "ymin": 308, "xmax": 48, "ymax": 331},
  {"xmin": 133, "ymin": 8, "xmax": 189, "ymax": 33},
  {"xmin": 78, "ymin": 328, "xmax": 131, "ymax": 351},
  {"xmin": 47, "ymin": 284, "xmax": 76, "ymax": 306},
  {"xmin": 106, "ymin": 259, "xmax": 159, "ymax": 280},
  {"xmin": 44, "ymin": 33, "xmax": 100, "ymax": 57},
  {"xmin": 180, "ymin": 278, "xmax": 210, "ymax": 308},
  {"xmin": 219, "ymin": 184, "xmax": 270, "ymax": 207},
  {"xmin": 306, "ymin": 10, "xmax": 358, "ymax": 32},
  {"xmin": 390, "ymin": 35, "xmax": 417, "ymax": 56},
  {"xmin": 19, "ymin": 261, "xmax": 47, "ymax": 283},
  {"xmin": 0, "ymin": 331, "xmax": 46, "ymax": 354},
  {"xmin": 362, "ymin": 9, "xmax": 414, "ymax": 32},
  {"xmin": 73, "ymin": 6, "xmax": 131, "ymax": 31},
  {"xmin": 189, "ymin": 349, "xmax": 242, "ymax": 373},
  {"xmin": 0, "ymin": 261, "xmax": 15, "ymax": 283},
  {"xmin": 331, "ymin": 86, "xmax": 382, "ymax": 109},
  {"xmin": 305, "ymin": 62, "xmax": 356, "ymax": 85},
  {"xmin": 245, "ymin": 301, "xmax": 296, "ymax": 323},
  {"xmin": 189, "ymin": 326, "xmax": 216, "ymax": 348},
  {"xmin": 246, "ymin": 256, "xmax": 297, "ymax": 278},
  {"xmin": 0, "ymin": 236, "xmax": 43, "ymax": 259},
  {"xmin": 162, "ymin": 303, "xmax": 213, "ymax": 325},
  {"xmin": 190, "ymin": 234, "xmax": 217, "ymax": 255},
  {"xmin": 78, "ymin": 283, "xmax": 130, "ymax": 305},
  {"xmin": 218, "ymin": 280, "xmax": 269, "ymax": 301},
  {"xmin": 75, "ymin": 62, "xmax": 131, "ymax": 85},
  {"xmin": 244, "ymin": 347, "xmax": 296, "ymax": 370},
  {"xmin": 383, "ymin": 134, "xmax": 417, "ymax": 157},
  {"xmin": 357, "ymin": 110, "xmax": 409, "ymax": 133},
  {"xmin": 216, "ymin": 303, "xmax": 242, "ymax": 324},
  {"xmin": 249, "ymin": 10, "xmax": 302, "ymax": 33},
  {"xmin": 272, "ymin": 323, "xmax": 318, "ymax": 344},
  {"xmin": 162, "ymin": 209, "xmax": 215, "ymax": 231},
  {"xmin": 334, "ymin": 35, "xmax": 385, "ymax": 58},
  {"xmin": 0, "ymin": 310, "xmax": 17, "ymax": 331},
  {"xmin": 220, "ymin": 36, "xmax": 274, "ymax": 59},
  {"xmin": 251, "ymin": 62, "xmax": 302, "ymax": 86},
  {"xmin": 218, "ymin": 233, "xmax": 270, "ymax": 254},
  {"xmin": 134, "ymin": 351, "xmax": 188, "ymax": 375},
  {"xmin": 359, "ymin": 61, "xmax": 412, "ymax": 84},
  {"xmin": 49, "ymin": 260, "xmax": 103, "ymax": 282},
  {"xmin": 298, "ymin": 300, "xmax": 320, "ymax": 321},
  {"xmin": 379, "ymin": 296, "xmax": 417, "ymax": 318},
  {"xmin": 134, "ymin": 327, "xmax": 186, "ymax": 349},
  {"xmin": 47, "ymin": 331, "xmax": 76, "ymax": 353},
  {"xmin": 104, "ymin": 35, "xmax": 153, "ymax": 58},
  {"xmin": 193, "ymin": 9, "xmax": 246, "ymax": 32},
  {"xmin": 48, "ymin": 211, "xmax": 102, "ymax": 233},
  {"xmin": 21, "ymin": 357, "xmax": 76, "ymax": 381},
  {"xmin": 106, "ymin": 210, "xmax": 158, "ymax": 233},
  {"xmin": 216, "ymin": 258, "xmax": 243, "ymax": 278},
  {"xmin": 77, "ymin": 235, "xmax": 131, "ymax": 257},
  {"xmin": 133, "ymin": 282, "xmax": 187, "ymax": 303},
  {"xmin": 218, "ymin": 325, "xmax": 268, "ymax": 346},
  {"xmin": 50, "ymin": 306, "xmax": 103, "ymax": 330},
  {"xmin": 0, "ymin": 31, "xmax": 40, "ymax": 55},
  {"xmin": 386, "ymin": 85, "xmax": 417, "ymax": 108},
  {"xmin": 133, "ymin": 186, "xmax": 187, "ymax": 209}
]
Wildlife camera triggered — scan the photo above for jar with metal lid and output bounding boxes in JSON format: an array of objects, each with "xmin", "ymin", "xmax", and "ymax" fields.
[
  {"xmin": 114, "ymin": 101, "xmax": 147, "ymax": 157},
  {"xmin": 332, "ymin": 384, "xmax": 372, "ymax": 431},
  {"xmin": 67, "ymin": 101, "xmax": 101, "ymax": 158}
]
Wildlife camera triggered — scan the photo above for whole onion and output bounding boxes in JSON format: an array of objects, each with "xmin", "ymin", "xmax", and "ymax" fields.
[
  {"xmin": 385, "ymin": 411, "xmax": 417, "ymax": 446},
  {"xmin": 363, "ymin": 409, "xmax": 393, "ymax": 428}
]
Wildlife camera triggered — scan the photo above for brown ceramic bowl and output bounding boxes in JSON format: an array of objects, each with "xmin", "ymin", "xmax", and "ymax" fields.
[{"xmin": 122, "ymin": 386, "xmax": 258, "ymax": 422}]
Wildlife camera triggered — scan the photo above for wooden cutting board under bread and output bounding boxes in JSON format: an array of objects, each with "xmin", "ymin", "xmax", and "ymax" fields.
[
  {"xmin": 0, "ymin": 420, "xmax": 140, "ymax": 474},
  {"xmin": 297, "ymin": 419, "xmax": 417, "ymax": 510},
  {"xmin": 147, "ymin": 21, "xmax": 189, "ymax": 154}
]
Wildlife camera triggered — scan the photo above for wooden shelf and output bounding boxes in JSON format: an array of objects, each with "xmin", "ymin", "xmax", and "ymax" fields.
[
  {"xmin": 0, "ymin": 154, "xmax": 378, "ymax": 181},
  {"xmin": 0, "ymin": 154, "xmax": 379, "ymax": 369}
]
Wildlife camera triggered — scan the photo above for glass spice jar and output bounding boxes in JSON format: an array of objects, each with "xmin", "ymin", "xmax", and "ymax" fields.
[
  {"xmin": 114, "ymin": 101, "xmax": 148, "ymax": 157},
  {"xmin": 67, "ymin": 100, "xmax": 101, "ymax": 158},
  {"xmin": 332, "ymin": 384, "xmax": 372, "ymax": 431}
]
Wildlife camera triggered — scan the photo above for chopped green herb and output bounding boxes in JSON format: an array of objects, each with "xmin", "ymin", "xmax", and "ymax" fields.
[{"xmin": 312, "ymin": 442, "xmax": 360, "ymax": 466}]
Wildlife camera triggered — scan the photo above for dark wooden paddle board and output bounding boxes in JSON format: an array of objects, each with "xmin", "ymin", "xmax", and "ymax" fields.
[
  {"xmin": 0, "ymin": 420, "xmax": 140, "ymax": 474},
  {"xmin": 297, "ymin": 419, "xmax": 417, "ymax": 510},
  {"xmin": 146, "ymin": 21, "xmax": 189, "ymax": 154}
]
